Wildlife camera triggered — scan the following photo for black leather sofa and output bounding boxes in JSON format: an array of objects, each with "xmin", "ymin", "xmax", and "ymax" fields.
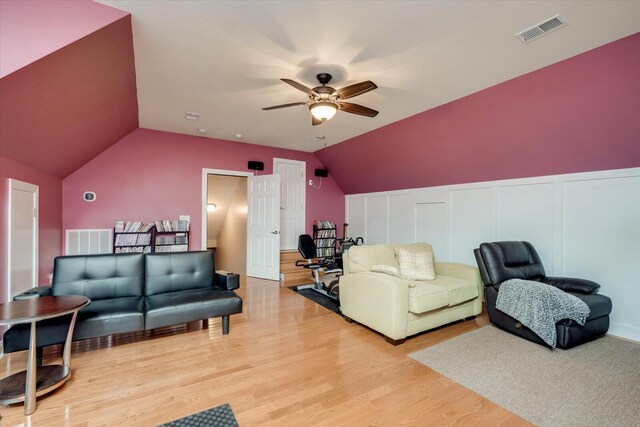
[
  {"xmin": 3, "ymin": 251, "xmax": 242, "ymax": 358},
  {"xmin": 474, "ymin": 241, "xmax": 612, "ymax": 349}
]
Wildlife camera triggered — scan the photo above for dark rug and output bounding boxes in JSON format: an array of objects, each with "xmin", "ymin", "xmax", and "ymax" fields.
[
  {"xmin": 159, "ymin": 403, "xmax": 239, "ymax": 427},
  {"xmin": 289, "ymin": 285, "xmax": 341, "ymax": 315}
]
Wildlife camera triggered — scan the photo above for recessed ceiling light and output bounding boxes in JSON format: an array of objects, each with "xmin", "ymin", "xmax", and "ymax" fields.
[
  {"xmin": 197, "ymin": 128, "xmax": 206, "ymax": 134},
  {"xmin": 235, "ymin": 134, "xmax": 243, "ymax": 139},
  {"xmin": 185, "ymin": 112, "xmax": 200, "ymax": 120}
]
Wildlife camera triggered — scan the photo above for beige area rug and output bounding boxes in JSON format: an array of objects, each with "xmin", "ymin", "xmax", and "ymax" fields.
[{"xmin": 409, "ymin": 326, "xmax": 640, "ymax": 427}]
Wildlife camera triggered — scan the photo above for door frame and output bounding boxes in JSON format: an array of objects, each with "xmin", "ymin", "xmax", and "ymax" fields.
[
  {"xmin": 201, "ymin": 168, "xmax": 254, "ymax": 251},
  {"xmin": 7, "ymin": 178, "xmax": 39, "ymax": 302},
  {"xmin": 273, "ymin": 158, "xmax": 306, "ymax": 250}
]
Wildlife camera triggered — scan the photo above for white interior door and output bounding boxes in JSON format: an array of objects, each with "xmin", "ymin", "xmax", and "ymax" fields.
[
  {"xmin": 8, "ymin": 179, "xmax": 39, "ymax": 300},
  {"xmin": 247, "ymin": 174, "xmax": 281, "ymax": 280},
  {"xmin": 274, "ymin": 158, "xmax": 305, "ymax": 250}
]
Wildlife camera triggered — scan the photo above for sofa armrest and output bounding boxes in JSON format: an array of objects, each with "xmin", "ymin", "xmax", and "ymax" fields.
[
  {"xmin": 215, "ymin": 270, "xmax": 240, "ymax": 290},
  {"xmin": 13, "ymin": 285, "xmax": 52, "ymax": 300},
  {"xmin": 340, "ymin": 272, "xmax": 409, "ymax": 340},
  {"xmin": 541, "ymin": 276, "xmax": 600, "ymax": 294}
]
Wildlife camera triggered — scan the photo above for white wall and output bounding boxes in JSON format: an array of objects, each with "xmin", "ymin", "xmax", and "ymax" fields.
[{"xmin": 345, "ymin": 167, "xmax": 640, "ymax": 341}]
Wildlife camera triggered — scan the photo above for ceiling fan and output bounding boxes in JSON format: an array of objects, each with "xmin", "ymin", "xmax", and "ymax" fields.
[{"xmin": 263, "ymin": 73, "xmax": 378, "ymax": 126}]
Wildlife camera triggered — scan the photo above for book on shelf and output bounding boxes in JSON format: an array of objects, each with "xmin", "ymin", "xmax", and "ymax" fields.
[
  {"xmin": 155, "ymin": 245, "xmax": 188, "ymax": 253},
  {"xmin": 155, "ymin": 219, "xmax": 190, "ymax": 232},
  {"xmin": 114, "ymin": 221, "xmax": 155, "ymax": 233}
]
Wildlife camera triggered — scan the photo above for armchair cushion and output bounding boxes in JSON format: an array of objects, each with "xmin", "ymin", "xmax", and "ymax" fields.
[
  {"xmin": 408, "ymin": 275, "xmax": 478, "ymax": 314},
  {"xmin": 348, "ymin": 244, "xmax": 398, "ymax": 273}
]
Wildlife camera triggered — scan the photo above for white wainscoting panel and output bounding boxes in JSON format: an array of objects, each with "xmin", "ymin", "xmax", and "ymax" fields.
[
  {"xmin": 450, "ymin": 188, "xmax": 493, "ymax": 266},
  {"xmin": 366, "ymin": 196, "xmax": 388, "ymax": 244},
  {"xmin": 415, "ymin": 202, "xmax": 449, "ymax": 262},
  {"xmin": 561, "ymin": 176, "xmax": 640, "ymax": 340},
  {"xmin": 345, "ymin": 167, "xmax": 640, "ymax": 341},
  {"xmin": 346, "ymin": 197, "xmax": 366, "ymax": 241},
  {"xmin": 388, "ymin": 193, "xmax": 414, "ymax": 243},
  {"xmin": 497, "ymin": 183, "xmax": 555, "ymax": 270}
]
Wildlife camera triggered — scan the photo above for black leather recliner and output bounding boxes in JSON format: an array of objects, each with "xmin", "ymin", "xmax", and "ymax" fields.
[{"xmin": 474, "ymin": 241, "xmax": 612, "ymax": 349}]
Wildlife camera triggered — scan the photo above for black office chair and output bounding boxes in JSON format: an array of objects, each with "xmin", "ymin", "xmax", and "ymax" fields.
[{"xmin": 295, "ymin": 234, "xmax": 340, "ymax": 298}]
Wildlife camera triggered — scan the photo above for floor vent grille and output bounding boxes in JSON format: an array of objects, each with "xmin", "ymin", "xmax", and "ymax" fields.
[{"xmin": 65, "ymin": 229, "xmax": 112, "ymax": 255}]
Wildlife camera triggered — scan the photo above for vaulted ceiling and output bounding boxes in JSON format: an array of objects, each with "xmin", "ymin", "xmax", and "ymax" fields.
[{"xmin": 97, "ymin": 0, "xmax": 640, "ymax": 151}]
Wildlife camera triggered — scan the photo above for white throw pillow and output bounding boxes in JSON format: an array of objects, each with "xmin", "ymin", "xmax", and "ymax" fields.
[
  {"xmin": 371, "ymin": 264, "xmax": 415, "ymax": 287},
  {"xmin": 397, "ymin": 248, "xmax": 436, "ymax": 281}
]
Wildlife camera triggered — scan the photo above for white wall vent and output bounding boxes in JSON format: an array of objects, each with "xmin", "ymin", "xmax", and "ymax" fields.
[
  {"xmin": 65, "ymin": 229, "xmax": 112, "ymax": 255},
  {"xmin": 515, "ymin": 15, "xmax": 568, "ymax": 43}
]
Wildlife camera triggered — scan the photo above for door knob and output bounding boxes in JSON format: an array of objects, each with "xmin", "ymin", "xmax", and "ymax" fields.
[{"xmin": 270, "ymin": 230, "xmax": 280, "ymax": 234}]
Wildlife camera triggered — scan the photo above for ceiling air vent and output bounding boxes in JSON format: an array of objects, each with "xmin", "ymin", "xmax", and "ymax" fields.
[{"xmin": 515, "ymin": 14, "xmax": 568, "ymax": 43}]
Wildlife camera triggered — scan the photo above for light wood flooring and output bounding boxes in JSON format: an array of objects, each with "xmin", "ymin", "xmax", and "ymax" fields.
[{"xmin": 0, "ymin": 276, "xmax": 529, "ymax": 426}]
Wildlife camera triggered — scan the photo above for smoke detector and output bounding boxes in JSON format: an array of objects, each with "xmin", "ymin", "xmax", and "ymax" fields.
[{"xmin": 515, "ymin": 14, "xmax": 568, "ymax": 43}]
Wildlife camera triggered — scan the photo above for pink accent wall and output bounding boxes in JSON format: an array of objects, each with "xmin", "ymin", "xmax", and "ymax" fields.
[
  {"xmin": 0, "ymin": 156, "xmax": 63, "ymax": 303},
  {"xmin": 0, "ymin": 15, "xmax": 138, "ymax": 178},
  {"xmin": 0, "ymin": 0, "xmax": 128, "ymax": 78},
  {"xmin": 315, "ymin": 33, "xmax": 640, "ymax": 195},
  {"xmin": 63, "ymin": 129, "xmax": 345, "ymax": 249}
]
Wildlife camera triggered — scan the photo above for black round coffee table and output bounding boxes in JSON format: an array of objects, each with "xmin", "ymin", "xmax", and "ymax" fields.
[{"xmin": 0, "ymin": 295, "xmax": 90, "ymax": 415}]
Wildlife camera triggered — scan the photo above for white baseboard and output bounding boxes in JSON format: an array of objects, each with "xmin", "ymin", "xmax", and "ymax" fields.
[{"xmin": 608, "ymin": 323, "xmax": 640, "ymax": 343}]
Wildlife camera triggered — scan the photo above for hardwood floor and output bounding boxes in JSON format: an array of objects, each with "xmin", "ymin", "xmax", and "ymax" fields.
[{"xmin": 0, "ymin": 276, "xmax": 530, "ymax": 426}]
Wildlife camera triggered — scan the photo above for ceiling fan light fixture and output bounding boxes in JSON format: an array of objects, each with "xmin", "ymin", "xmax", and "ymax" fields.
[{"xmin": 310, "ymin": 102, "xmax": 338, "ymax": 121}]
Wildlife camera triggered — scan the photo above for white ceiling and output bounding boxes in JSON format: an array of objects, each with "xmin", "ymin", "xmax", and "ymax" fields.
[{"xmin": 98, "ymin": 1, "xmax": 640, "ymax": 152}]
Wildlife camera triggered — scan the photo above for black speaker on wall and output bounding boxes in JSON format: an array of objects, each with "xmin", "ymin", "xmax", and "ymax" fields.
[
  {"xmin": 315, "ymin": 168, "xmax": 328, "ymax": 178},
  {"xmin": 248, "ymin": 161, "xmax": 264, "ymax": 171}
]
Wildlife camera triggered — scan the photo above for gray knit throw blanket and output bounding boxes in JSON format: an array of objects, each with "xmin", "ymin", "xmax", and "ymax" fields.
[{"xmin": 496, "ymin": 279, "xmax": 590, "ymax": 348}]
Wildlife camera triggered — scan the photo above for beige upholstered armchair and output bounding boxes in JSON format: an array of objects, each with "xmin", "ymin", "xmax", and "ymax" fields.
[{"xmin": 340, "ymin": 243, "xmax": 483, "ymax": 344}]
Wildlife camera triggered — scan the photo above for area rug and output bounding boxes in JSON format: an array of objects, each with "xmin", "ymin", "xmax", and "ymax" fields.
[
  {"xmin": 288, "ymin": 285, "xmax": 341, "ymax": 315},
  {"xmin": 159, "ymin": 403, "xmax": 238, "ymax": 427},
  {"xmin": 409, "ymin": 325, "xmax": 640, "ymax": 426}
]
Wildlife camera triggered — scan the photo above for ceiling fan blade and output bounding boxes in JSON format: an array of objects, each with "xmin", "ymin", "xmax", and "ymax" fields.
[
  {"xmin": 336, "ymin": 81, "xmax": 377, "ymax": 100},
  {"xmin": 262, "ymin": 102, "xmax": 306, "ymax": 111},
  {"xmin": 338, "ymin": 102, "xmax": 379, "ymax": 117},
  {"xmin": 312, "ymin": 116, "xmax": 322, "ymax": 126},
  {"xmin": 281, "ymin": 79, "xmax": 318, "ymax": 96}
]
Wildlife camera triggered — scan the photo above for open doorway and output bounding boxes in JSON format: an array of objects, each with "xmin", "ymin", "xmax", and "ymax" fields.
[{"xmin": 205, "ymin": 173, "xmax": 248, "ymax": 275}]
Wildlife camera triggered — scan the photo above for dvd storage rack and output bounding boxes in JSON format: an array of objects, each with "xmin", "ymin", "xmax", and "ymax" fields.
[
  {"xmin": 113, "ymin": 221, "xmax": 155, "ymax": 253},
  {"xmin": 313, "ymin": 220, "xmax": 336, "ymax": 258},
  {"xmin": 154, "ymin": 220, "xmax": 190, "ymax": 252}
]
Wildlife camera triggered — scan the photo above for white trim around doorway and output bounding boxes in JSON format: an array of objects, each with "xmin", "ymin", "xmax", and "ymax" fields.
[{"xmin": 201, "ymin": 168, "xmax": 254, "ymax": 250}]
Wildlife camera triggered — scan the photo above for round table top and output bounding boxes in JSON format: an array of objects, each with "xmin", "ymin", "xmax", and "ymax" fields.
[{"xmin": 0, "ymin": 296, "xmax": 90, "ymax": 325}]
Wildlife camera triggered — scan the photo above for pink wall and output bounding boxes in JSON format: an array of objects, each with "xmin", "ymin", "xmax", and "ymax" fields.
[
  {"xmin": 63, "ymin": 128, "xmax": 345, "ymax": 249},
  {"xmin": 315, "ymin": 33, "xmax": 640, "ymax": 195},
  {"xmin": 0, "ymin": 15, "xmax": 138, "ymax": 179},
  {"xmin": 0, "ymin": 0, "xmax": 128, "ymax": 78},
  {"xmin": 0, "ymin": 156, "xmax": 63, "ymax": 303}
]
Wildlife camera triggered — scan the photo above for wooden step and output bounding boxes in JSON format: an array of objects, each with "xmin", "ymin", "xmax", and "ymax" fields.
[{"xmin": 280, "ymin": 250, "xmax": 313, "ymax": 285}]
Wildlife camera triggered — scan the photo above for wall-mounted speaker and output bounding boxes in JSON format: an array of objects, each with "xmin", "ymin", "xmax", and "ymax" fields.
[
  {"xmin": 248, "ymin": 161, "xmax": 264, "ymax": 171},
  {"xmin": 314, "ymin": 168, "xmax": 328, "ymax": 178}
]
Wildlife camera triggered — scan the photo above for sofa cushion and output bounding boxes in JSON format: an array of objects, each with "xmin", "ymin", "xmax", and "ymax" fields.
[
  {"xmin": 145, "ymin": 251, "xmax": 215, "ymax": 296},
  {"xmin": 52, "ymin": 253, "xmax": 144, "ymax": 300},
  {"xmin": 145, "ymin": 288, "xmax": 242, "ymax": 330},
  {"xmin": 409, "ymin": 282, "xmax": 449, "ymax": 313},
  {"xmin": 348, "ymin": 244, "xmax": 398, "ymax": 273},
  {"xmin": 408, "ymin": 275, "xmax": 479, "ymax": 314},
  {"xmin": 397, "ymin": 248, "xmax": 436, "ymax": 280}
]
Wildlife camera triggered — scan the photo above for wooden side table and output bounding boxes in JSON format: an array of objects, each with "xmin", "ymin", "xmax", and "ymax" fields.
[{"xmin": 0, "ymin": 295, "xmax": 90, "ymax": 415}]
